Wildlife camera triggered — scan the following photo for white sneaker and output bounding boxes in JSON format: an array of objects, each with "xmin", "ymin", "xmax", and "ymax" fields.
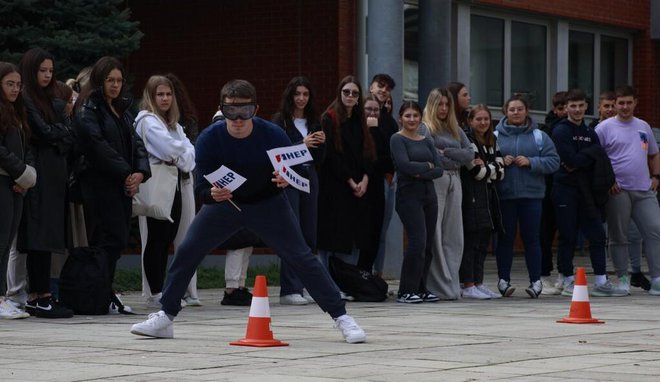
[
  {"xmin": 183, "ymin": 296, "xmax": 203, "ymax": 306},
  {"xmin": 540, "ymin": 277, "xmax": 560, "ymax": 295},
  {"xmin": 280, "ymin": 294, "xmax": 309, "ymax": 305},
  {"xmin": 339, "ymin": 291, "xmax": 355, "ymax": 301},
  {"xmin": 130, "ymin": 311, "xmax": 174, "ymax": 338},
  {"xmin": 145, "ymin": 293, "xmax": 162, "ymax": 309},
  {"xmin": 462, "ymin": 286, "xmax": 491, "ymax": 300},
  {"xmin": 476, "ymin": 284, "xmax": 501, "ymax": 299},
  {"xmin": 334, "ymin": 314, "xmax": 366, "ymax": 343},
  {"xmin": 561, "ymin": 280, "xmax": 575, "ymax": 297},
  {"xmin": 302, "ymin": 288, "xmax": 315, "ymax": 303},
  {"xmin": 0, "ymin": 299, "xmax": 30, "ymax": 319},
  {"xmin": 617, "ymin": 274, "xmax": 631, "ymax": 295}
]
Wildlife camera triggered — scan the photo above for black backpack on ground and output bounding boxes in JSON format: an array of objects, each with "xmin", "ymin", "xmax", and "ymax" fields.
[
  {"xmin": 59, "ymin": 246, "xmax": 128, "ymax": 315},
  {"xmin": 329, "ymin": 256, "xmax": 388, "ymax": 302}
]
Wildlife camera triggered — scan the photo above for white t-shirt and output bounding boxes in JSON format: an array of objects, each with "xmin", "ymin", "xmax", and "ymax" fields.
[{"xmin": 293, "ymin": 118, "xmax": 308, "ymax": 138}]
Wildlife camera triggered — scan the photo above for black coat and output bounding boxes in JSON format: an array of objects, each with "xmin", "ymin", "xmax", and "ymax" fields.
[
  {"xmin": 461, "ymin": 132, "xmax": 504, "ymax": 234},
  {"xmin": 18, "ymin": 94, "xmax": 73, "ymax": 252},
  {"xmin": 0, "ymin": 125, "xmax": 33, "ymax": 179},
  {"xmin": 317, "ymin": 110, "xmax": 373, "ymax": 253}
]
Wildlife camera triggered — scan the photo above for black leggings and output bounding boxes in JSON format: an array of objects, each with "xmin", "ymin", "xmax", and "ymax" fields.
[{"xmin": 143, "ymin": 187, "xmax": 182, "ymax": 294}]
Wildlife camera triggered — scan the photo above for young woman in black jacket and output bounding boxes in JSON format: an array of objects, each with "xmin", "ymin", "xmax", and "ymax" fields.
[
  {"xmin": 18, "ymin": 48, "xmax": 74, "ymax": 318},
  {"xmin": 0, "ymin": 62, "xmax": 36, "ymax": 319},
  {"xmin": 73, "ymin": 57, "xmax": 150, "ymax": 313}
]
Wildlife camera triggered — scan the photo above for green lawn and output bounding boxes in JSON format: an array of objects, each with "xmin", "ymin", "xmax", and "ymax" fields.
[{"xmin": 113, "ymin": 264, "xmax": 281, "ymax": 292}]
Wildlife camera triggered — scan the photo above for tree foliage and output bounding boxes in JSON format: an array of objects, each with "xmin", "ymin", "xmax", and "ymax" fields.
[{"xmin": 0, "ymin": 0, "xmax": 143, "ymax": 80}]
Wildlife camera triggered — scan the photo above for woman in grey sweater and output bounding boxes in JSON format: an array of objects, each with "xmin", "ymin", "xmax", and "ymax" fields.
[
  {"xmin": 391, "ymin": 101, "xmax": 443, "ymax": 303},
  {"xmin": 420, "ymin": 88, "xmax": 474, "ymax": 300}
]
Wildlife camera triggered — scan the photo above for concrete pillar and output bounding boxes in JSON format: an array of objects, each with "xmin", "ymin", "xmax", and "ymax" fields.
[
  {"xmin": 418, "ymin": 0, "xmax": 452, "ymax": 108},
  {"xmin": 365, "ymin": 0, "xmax": 404, "ymax": 278}
]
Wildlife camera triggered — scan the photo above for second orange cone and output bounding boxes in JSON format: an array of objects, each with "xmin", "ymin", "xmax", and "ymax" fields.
[
  {"xmin": 557, "ymin": 267, "xmax": 604, "ymax": 324},
  {"xmin": 230, "ymin": 275, "xmax": 289, "ymax": 347}
]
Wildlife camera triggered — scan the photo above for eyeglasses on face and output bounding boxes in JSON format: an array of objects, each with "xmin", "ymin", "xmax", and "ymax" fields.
[
  {"xmin": 221, "ymin": 102, "xmax": 257, "ymax": 120},
  {"xmin": 364, "ymin": 107, "xmax": 379, "ymax": 114},
  {"xmin": 2, "ymin": 81, "xmax": 22, "ymax": 90},
  {"xmin": 341, "ymin": 89, "xmax": 360, "ymax": 98},
  {"xmin": 105, "ymin": 77, "xmax": 125, "ymax": 85}
]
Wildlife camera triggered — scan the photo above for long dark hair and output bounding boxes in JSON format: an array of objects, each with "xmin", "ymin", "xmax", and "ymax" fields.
[
  {"xmin": 18, "ymin": 47, "xmax": 57, "ymax": 123},
  {"xmin": 447, "ymin": 81, "xmax": 468, "ymax": 128},
  {"xmin": 276, "ymin": 76, "xmax": 319, "ymax": 132},
  {"xmin": 77, "ymin": 56, "xmax": 128, "ymax": 114},
  {"xmin": 0, "ymin": 62, "xmax": 29, "ymax": 136},
  {"xmin": 164, "ymin": 73, "xmax": 198, "ymax": 126},
  {"xmin": 323, "ymin": 75, "xmax": 375, "ymax": 161}
]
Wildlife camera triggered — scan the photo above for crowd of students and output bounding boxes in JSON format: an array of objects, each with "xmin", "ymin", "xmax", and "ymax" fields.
[{"xmin": 2, "ymin": 48, "xmax": 659, "ymax": 332}]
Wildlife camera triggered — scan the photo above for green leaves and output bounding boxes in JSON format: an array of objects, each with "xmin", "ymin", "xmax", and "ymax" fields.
[{"xmin": 0, "ymin": 0, "xmax": 143, "ymax": 80}]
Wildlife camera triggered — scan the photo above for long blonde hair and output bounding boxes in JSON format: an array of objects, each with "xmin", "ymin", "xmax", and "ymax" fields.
[
  {"xmin": 140, "ymin": 75, "xmax": 180, "ymax": 130},
  {"xmin": 422, "ymin": 87, "xmax": 460, "ymax": 140}
]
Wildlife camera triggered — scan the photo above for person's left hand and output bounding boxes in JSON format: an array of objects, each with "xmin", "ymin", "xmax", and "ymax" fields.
[
  {"xmin": 272, "ymin": 170, "xmax": 289, "ymax": 188},
  {"xmin": 125, "ymin": 172, "xmax": 145, "ymax": 197},
  {"xmin": 514, "ymin": 156, "xmax": 530, "ymax": 167}
]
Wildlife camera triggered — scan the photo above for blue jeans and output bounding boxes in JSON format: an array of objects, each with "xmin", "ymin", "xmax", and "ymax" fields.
[
  {"xmin": 552, "ymin": 184, "xmax": 606, "ymax": 277},
  {"xmin": 160, "ymin": 193, "xmax": 345, "ymax": 318},
  {"xmin": 280, "ymin": 166, "xmax": 318, "ymax": 296},
  {"xmin": 496, "ymin": 198, "xmax": 542, "ymax": 283}
]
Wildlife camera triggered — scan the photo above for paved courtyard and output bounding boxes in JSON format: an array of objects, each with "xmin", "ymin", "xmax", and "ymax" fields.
[{"xmin": 1, "ymin": 255, "xmax": 659, "ymax": 381}]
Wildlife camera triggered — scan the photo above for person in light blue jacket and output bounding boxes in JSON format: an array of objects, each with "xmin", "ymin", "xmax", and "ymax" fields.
[{"xmin": 494, "ymin": 95, "xmax": 559, "ymax": 298}]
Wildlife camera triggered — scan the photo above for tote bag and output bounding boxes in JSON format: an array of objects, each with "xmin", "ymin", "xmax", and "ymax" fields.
[{"xmin": 132, "ymin": 115, "xmax": 178, "ymax": 222}]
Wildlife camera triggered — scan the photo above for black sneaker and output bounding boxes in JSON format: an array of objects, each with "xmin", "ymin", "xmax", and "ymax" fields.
[
  {"xmin": 221, "ymin": 288, "xmax": 252, "ymax": 306},
  {"xmin": 630, "ymin": 272, "xmax": 651, "ymax": 291},
  {"xmin": 396, "ymin": 293, "xmax": 423, "ymax": 303},
  {"xmin": 421, "ymin": 291, "xmax": 440, "ymax": 302},
  {"xmin": 26, "ymin": 297, "xmax": 73, "ymax": 318}
]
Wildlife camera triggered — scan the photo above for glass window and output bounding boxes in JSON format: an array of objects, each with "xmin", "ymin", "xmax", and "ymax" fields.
[
  {"xmin": 511, "ymin": 21, "xmax": 547, "ymax": 110},
  {"xmin": 600, "ymin": 35, "xmax": 628, "ymax": 93},
  {"xmin": 569, "ymin": 30, "xmax": 594, "ymax": 113},
  {"xmin": 470, "ymin": 15, "xmax": 504, "ymax": 107}
]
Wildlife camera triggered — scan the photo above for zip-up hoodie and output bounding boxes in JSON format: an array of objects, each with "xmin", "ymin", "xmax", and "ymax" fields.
[{"xmin": 495, "ymin": 117, "xmax": 559, "ymax": 200}]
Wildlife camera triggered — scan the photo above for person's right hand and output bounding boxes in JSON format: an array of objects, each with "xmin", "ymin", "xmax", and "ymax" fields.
[
  {"xmin": 367, "ymin": 116, "xmax": 378, "ymax": 127},
  {"xmin": 503, "ymin": 155, "xmax": 515, "ymax": 166},
  {"xmin": 211, "ymin": 186, "xmax": 233, "ymax": 202}
]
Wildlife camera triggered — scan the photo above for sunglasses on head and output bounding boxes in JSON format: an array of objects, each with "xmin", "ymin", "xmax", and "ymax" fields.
[
  {"xmin": 341, "ymin": 89, "xmax": 360, "ymax": 98},
  {"xmin": 221, "ymin": 102, "xmax": 257, "ymax": 120}
]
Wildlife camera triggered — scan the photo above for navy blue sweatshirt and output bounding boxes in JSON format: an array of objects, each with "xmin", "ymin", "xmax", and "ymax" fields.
[{"xmin": 551, "ymin": 118, "xmax": 600, "ymax": 187}]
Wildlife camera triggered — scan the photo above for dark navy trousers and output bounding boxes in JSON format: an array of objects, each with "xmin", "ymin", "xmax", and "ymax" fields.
[{"xmin": 160, "ymin": 192, "xmax": 345, "ymax": 318}]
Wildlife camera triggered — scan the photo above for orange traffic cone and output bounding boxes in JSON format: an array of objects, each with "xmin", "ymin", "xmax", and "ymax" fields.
[
  {"xmin": 230, "ymin": 275, "xmax": 289, "ymax": 347},
  {"xmin": 557, "ymin": 267, "xmax": 604, "ymax": 324}
]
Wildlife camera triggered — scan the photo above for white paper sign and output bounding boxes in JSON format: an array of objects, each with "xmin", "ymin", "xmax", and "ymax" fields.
[
  {"xmin": 203, "ymin": 165, "xmax": 247, "ymax": 192},
  {"xmin": 266, "ymin": 143, "xmax": 314, "ymax": 193},
  {"xmin": 280, "ymin": 164, "xmax": 310, "ymax": 193},
  {"xmin": 267, "ymin": 143, "xmax": 313, "ymax": 169}
]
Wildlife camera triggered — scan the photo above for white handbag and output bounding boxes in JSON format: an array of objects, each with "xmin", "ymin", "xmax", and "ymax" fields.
[{"xmin": 132, "ymin": 118, "xmax": 178, "ymax": 222}]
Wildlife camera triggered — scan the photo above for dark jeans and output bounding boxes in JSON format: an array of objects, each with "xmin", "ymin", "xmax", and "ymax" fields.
[
  {"xmin": 496, "ymin": 198, "xmax": 542, "ymax": 283},
  {"xmin": 460, "ymin": 229, "xmax": 491, "ymax": 284},
  {"xmin": 143, "ymin": 187, "xmax": 182, "ymax": 294},
  {"xmin": 280, "ymin": 166, "xmax": 318, "ymax": 296},
  {"xmin": 0, "ymin": 176, "xmax": 23, "ymax": 296},
  {"xmin": 160, "ymin": 193, "xmax": 346, "ymax": 318},
  {"xmin": 552, "ymin": 183, "xmax": 607, "ymax": 277},
  {"xmin": 395, "ymin": 181, "xmax": 437, "ymax": 295},
  {"xmin": 540, "ymin": 192, "xmax": 557, "ymax": 276}
]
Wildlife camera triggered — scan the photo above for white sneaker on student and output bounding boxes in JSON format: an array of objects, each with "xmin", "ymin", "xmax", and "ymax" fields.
[
  {"xmin": 302, "ymin": 288, "xmax": 315, "ymax": 303},
  {"xmin": 183, "ymin": 296, "xmax": 203, "ymax": 306},
  {"xmin": 334, "ymin": 314, "xmax": 366, "ymax": 343},
  {"xmin": 279, "ymin": 294, "xmax": 308, "ymax": 305},
  {"xmin": 145, "ymin": 293, "xmax": 162, "ymax": 309},
  {"xmin": 130, "ymin": 311, "xmax": 173, "ymax": 338},
  {"xmin": 462, "ymin": 286, "xmax": 491, "ymax": 300},
  {"xmin": 476, "ymin": 284, "xmax": 501, "ymax": 299},
  {"xmin": 0, "ymin": 299, "xmax": 29, "ymax": 319},
  {"xmin": 540, "ymin": 277, "xmax": 560, "ymax": 295}
]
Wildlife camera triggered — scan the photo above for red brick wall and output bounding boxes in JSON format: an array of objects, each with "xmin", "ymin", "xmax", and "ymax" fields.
[
  {"xmin": 476, "ymin": 0, "xmax": 660, "ymax": 127},
  {"xmin": 125, "ymin": 0, "xmax": 355, "ymax": 127}
]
